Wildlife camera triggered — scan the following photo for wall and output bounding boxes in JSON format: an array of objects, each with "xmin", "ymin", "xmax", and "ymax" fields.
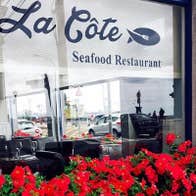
[{"xmin": 192, "ymin": 0, "xmax": 196, "ymax": 146}]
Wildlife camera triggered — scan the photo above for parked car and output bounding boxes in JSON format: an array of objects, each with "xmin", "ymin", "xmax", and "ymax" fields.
[
  {"xmin": 130, "ymin": 114, "xmax": 160, "ymax": 137},
  {"xmin": 88, "ymin": 114, "xmax": 121, "ymax": 138},
  {"xmin": 16, "ymin": 119, "xmax": 42, "ymax": 137}
]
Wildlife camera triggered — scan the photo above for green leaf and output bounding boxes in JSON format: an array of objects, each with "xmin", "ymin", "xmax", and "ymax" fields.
[{"xmin": 64, "ymin": 161, "xmax": 78, "ymax": 174}]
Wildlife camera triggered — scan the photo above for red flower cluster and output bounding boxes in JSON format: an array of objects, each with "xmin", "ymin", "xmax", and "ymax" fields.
[
  {"xmin": 11, "ymin": 166, "xmax": 36, "ymax": 194},
  {"xmin": 0, "ymin": 133, "xmax": 195, "ymax": 195},
  {"xmin": 40, "ymin": 174, "xmax": 71, "ymax": 196}
]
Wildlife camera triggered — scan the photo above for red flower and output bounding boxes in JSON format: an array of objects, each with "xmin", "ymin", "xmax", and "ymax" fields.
[
  {"xmin": 66, "ymin": 191, "xmax": 75, "ymax": 196},
  {"xmin": 161, "ymin": 191, "xmax": 180, "ymax": 196},
  {"xmin": 140, "ymin": 178, "xmax": 146, "ymax": 189},
  {"xmin": 11, "ymin": 166, "xmax": 25, "ymax": 180},
  {"xmin": 12, "ymin": 178, "xmax": 25, "ymax": 190},
  {"xmin": 178, "ymin": 143, "xmax": 187, "ymax": 153},
  {"xmin": 171, "ymin": 180, "xmax": 179, "ymax": 193},
  {"xmin": 77, "ymin": 159, "xmax": 88, "ymax": 170},
  {"xmin": 0, "ymin": 175, "xmax": 5, "ymax": 188},
  {"xmin": 178, "ymin": 140, "xmax": 192, "ymax": 153},
  {"xmin": 169, "ymin": 165, "xmax": 185, "ymax": 181},
  {"xmin": 22, "ymin": 185, "xmax": 39, "ymax": 196},
  {"xmin": 145, "ymin": 184, "xmax": 158, "ymax": 196},
  {"xmin": 154, "ymin": 154, "xmax": 172, "ymax": 174},
  {"xmin": 190, "ymin": 173, "xmax": 196, "ymax": 184},
  {"xmin": 145, "ymin": 166, "xmax": 158, "ymax": 184},
  {"xmin": 182, "ymin": 178, "xmax": 192, "ymax": 192},
  {"xmin": 133, "ymin": 159, "xmax": 150, "ymax": 176},
  {"xmin": 187, "ymin": 147, "xmax": 196, "ymax": 155},
  {"xmin": 166, "ymin": 133, "xmax": 176, "ymax": 145},
  {"xmin": 136, "ymin": 193, "xmax": 145, "ymax": 196}
]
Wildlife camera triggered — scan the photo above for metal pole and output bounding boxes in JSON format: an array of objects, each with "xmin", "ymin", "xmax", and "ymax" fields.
[
  {"xmin": 53, "ymin": 0, "xmax": 69, "ymax": 140},
  {"xmin": 107, "ymin": 82, "xmax": 112, "ymax": 134}
]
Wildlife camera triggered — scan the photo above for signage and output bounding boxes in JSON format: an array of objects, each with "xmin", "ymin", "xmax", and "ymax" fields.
[
  {"xmin": 0, "ymin": 1, "xmax": 160, "ymax": 46},
  {"xmin": 1, "ymin": 0, "xmax": 174, "ymax": 85}
]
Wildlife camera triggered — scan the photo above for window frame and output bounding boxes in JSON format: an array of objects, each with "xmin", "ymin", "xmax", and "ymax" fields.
[
  {"xmin": 58, "ymin": 0, "xmax": 192, "ymax": 141},
  {"xmin": 149, "ymin": 0, "xmax": 192, "ymax": 141}
]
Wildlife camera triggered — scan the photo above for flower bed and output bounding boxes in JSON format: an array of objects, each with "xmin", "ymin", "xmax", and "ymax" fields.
[{"xmin": 0, "ymin": 133, "xmax": 196, "ymax": 196}]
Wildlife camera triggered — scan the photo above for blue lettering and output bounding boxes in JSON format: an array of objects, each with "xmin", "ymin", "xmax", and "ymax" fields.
[
  {"xmin": 34, "ymin": 17, "xmax": 56, "ymax": 34},
  {"xmin": 72, "ymin": 50, "xmax": 79, "ymax": 62},
  {"xmin": 115, "ymin": 55, "xmax": 122, "ymax": 65},
  {"xmin": 85, "ymin": 18, "xmax": 98, "ymax": 39},
  {"xmin": 65, "ymin": 7, "xmax": 122, "ymax": 43},
  {"xmin": 99, "ymin": 18, "xmax": 122, "ymax": 41},
  {"xmin": 0, "ymin": 1, "xmax": 41, "ymax": 38},
  {"xmin": 0, "ymin": 1, "xmax": 160, "ymax": 46},
  {"xmin": 65, "ymin": 7, "xmax": 90, "ymax": 43}
]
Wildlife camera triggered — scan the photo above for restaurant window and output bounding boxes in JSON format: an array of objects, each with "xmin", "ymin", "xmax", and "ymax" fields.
[{"xmin": 0, "ymin": 0, "xmax": 185, "ymax": 155}]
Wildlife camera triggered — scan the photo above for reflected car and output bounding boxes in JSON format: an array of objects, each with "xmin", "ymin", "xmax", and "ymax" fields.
[
  {"xmin": 17, "ymin": 119, "xmax": 42, "ymax": 136},
  {"xmin": 88, "ymin": 114, "xmax": 121, "ymax": 138},
  {"xmin": 130, "ymin": 114, "xmax": 160, "ymax": 137}
]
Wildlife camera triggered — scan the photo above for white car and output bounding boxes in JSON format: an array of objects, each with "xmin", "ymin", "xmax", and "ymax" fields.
[
  {"xmin": 17, "ymin": 119, "xmax": 42, "ymax": 136},
  {"xmin": 88, "ymin": 114, "xmax": 121, "ymax": 138}
]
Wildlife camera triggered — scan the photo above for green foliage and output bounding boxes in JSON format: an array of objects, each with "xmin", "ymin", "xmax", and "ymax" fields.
[
  {"xmin": 128, "ymin": 182, "xmax": 142, "ymax": 195},
  {"xmin": 85, "ymin": 157, "xmax": 92, "ymax": 162},
  {"xmin": 68, "ymin": 173, "xmax": 80, "ymax": 194},
  {"xmin": 0, "ymin": 175, "xmax": 13, "ymax": 196},
  {"xmin": 131, "ymin": 151, "xmax": 146, "ymax": 166},
  {"xmin": 64, "ymin": 160, "xmax": 78, "ymax": 174},
  {"xmin": 35, "ymin": 173, "xmax": 45, "ymax": 188}
]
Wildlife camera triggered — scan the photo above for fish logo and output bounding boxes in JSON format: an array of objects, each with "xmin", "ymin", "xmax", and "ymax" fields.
[{"xmin": 127, "ymin": 27, "xmax": 160, "ymax": 46}]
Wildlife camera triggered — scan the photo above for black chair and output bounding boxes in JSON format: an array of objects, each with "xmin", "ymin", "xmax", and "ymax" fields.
[
  {"xmin": 36, "ymin": 150, "xmax": 67, "ymax": 180},
  {"xmin": 7, "ymin": 140, "xmax": 17, "ymax": 158},
  {"xmin": 74, "ymin": 139, "xmax": 101, "ymax": 158},
  {"xmin": 134, "ymin": 139, "xmax": 162, "ymax": 154},
  {"xmin": 62, "ymin": 141, "xmax": 73, "ymax": 156},
  {"xmin": 7, "ymin": 138, "xmax": 33, "ymax": 158},
  {"xmin": 12, "ymin": 138, "xmax": 33, "ymax": 155},
  {"xmin": 45, "ymin": 141, "xmax": 73, "ymax": 156},
  {"xmin": 36, "ymin": 137, "xmax": 55, "ymax": 150},
  {"xmin": 45, "ymin": 141, "xmax": 61, "ymax": 153},
  {"xmin": 0, "ymin": 140, "xmax": 9, "ymax": 158}
]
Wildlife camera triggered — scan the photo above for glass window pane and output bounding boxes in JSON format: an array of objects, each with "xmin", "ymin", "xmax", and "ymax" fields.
[{"xmin": 0, "ymin": 0, "xmax": 185, "ymax": 157}]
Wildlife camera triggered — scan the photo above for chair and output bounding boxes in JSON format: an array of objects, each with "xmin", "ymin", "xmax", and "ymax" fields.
[
  {"xmin": 13, "ymin": 138, "xmax": 33, "ymax": 155},
  {"xmin": 45, "ymin": 141, "xmax": 61, "ymax": 153},
  {"xmin": 45, "ymin": 141, "xmax": 73, "ymax": 156},
  {"xmin": 45, "ymin": 141, "xmax": 72, "ymax": 154},
  {"xmin": 74, "ymin": 139, "xmax": 101, "ymax": 158},
  {"xmin": 7, "ymin": 140, "xmax": 17, "ymax": 158},
  {"xmin": 0, "ymin": 140, "xmax": 9, "ymax": 158},
  {"xmin": 134, "ymin": 139, "xmax": 162, "ymax": 154},
  {"xmin": 62, "ymin": 141, "xmax": 73, "ymax": 156},
  {"xmin": 6, "ymin": 138, "xmax": 33, "ymax": 158},
  {"xmin": 36, "ymin": 137, "xmax": 55, "ymax": 150},
  {"xmin": 45, "ymin": 141, "xmax": 72, "ymax": 163},
  {"xmin": 36, "ymin": 151, "xmax": 67, "ymax": 180}
]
